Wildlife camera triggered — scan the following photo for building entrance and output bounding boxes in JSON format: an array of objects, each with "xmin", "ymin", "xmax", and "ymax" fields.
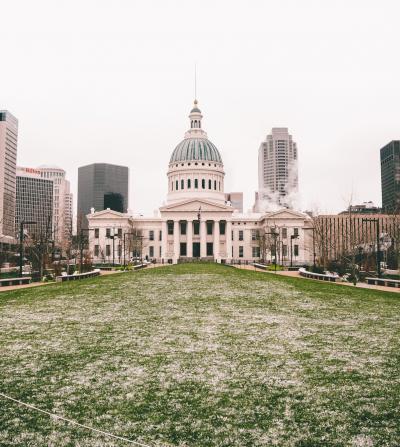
[{"xmin": 193, "ymin": 242, "xmax": 200, "ymax": 257}]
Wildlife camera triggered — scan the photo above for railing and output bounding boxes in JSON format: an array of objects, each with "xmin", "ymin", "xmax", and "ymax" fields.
[
  {"xmin": 299, "ymin": 268, "xmax": 338, "ymax": 282},
  {"xmin": 366, "ymin": 277, "xmax": 400, "ymax": 288},
  {"xmin": 56, "ymin": 270, "xmax": 100, "ymax": 282},
  {"xmin": 0, "ymin": 277, "xmax": 32, "ymax": 287}
]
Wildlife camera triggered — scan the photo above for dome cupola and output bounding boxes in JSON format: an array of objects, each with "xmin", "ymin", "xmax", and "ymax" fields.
[{"xmin": 167, "ymin": 100, "xmax": 225, "ymax": 204}]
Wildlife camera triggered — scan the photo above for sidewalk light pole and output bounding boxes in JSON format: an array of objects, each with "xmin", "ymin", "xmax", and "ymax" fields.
[
  {"xmin": 290, "ymin": 234, "xmax": 299, "ymax": 268},
  {"xmin": 79, "ymin": 228, "xmax": 95, "ymax": 273},
  {"xmin": 265, "ymin": 228, "xmax": 278, "ymax": 272},
  {"xmin": 19, "ymin": 221, "xmax": 37, "ymax": 277},
  {"xmin": 303, "ymin": 227, "xmax": 316, "ymax": 269},
  {"xmin": 362, "ymin": 218, "xmax": 381, "ymax": 277}
]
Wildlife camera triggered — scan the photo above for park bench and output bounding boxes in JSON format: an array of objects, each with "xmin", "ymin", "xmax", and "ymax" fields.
[{"xmin": 0, "ymin": 277, "xmax": 32, "ymax": 287}]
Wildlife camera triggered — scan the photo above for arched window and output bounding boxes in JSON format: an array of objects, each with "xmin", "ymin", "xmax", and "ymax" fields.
[
  {"xmin": 208, "ymin": 179, "xmax": 212, "ymax": 189},
  {"xmin": 194, "ymin": 178, "xmax": 198, "ymax": 189},
  {"xmin": 188, "ymin": 179, "xmax": 191, "ymax": 189},
  {"xmin": 202, "ymin": 179, "xmax": 205, "ymax": 189},
  {"xmin": 214, "ymin": 180, "xmax": 216, "ymax": 190},
  {"xmin": 181, "ymin": 179, "xmax": 184, "ymax": 190},
  {"xmin": 176, "ymin": 180, "xmax": 179, "ymax": 190},
  {"xmin": 219, "ymin": 181, "xmax": 221, "ymax": 191}
]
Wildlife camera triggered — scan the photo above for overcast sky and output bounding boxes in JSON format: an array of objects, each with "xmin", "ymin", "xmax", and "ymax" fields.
[{"xmin": 1, "ymin": 0, "xmax": 399, "ymax": 215}]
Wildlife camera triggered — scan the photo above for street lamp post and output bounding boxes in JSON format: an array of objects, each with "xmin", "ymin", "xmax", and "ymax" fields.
[
  {"xmin": 19, "ymin": 221, "xmax": 37, "ymax": 277},
  {"xmin": 362, "ymin": 218, "xmax": 381, "ymax": 277},
  {"xmin": 303, "ymin": 227, "xmax": 316, "ymax": 269},
  {"xmin": 265, "ymin": 228, "xmax": 278, "ymax": 272},
  {"xmin": 290, "ymin": 234, "xmax": 299, "ymax": 268},
  {"xmin": 79, "ymin": 228, "xmax": 95, "ymax": 273}
]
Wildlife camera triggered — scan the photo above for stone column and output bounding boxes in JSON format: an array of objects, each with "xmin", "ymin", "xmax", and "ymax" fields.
[
  {"xmin": 187, "ymin": 220, "xmax": 193, "ymax": 258},
  {"xmin": 200, "ymin": 219, "xmax": 207, "ymax": 258},
  {"xmin": 161, "ymin": 220, "xmax": 168, "ymax": 262},
  {"xmin": 173, "ymin": 220, "xmax": 180, "ymax": 263},
  {"xmin": 226, "ymin": 220, "xmax": 232, "ymax": 260},
  {"xmin": 213, "ymin": 220, "xmax": 220, "ymax": 262}
]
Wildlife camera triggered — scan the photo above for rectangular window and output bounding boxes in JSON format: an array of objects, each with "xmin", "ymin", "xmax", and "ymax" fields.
[
  {"xmin": 207, "ymin": 242, "xmax": 213, "ymax": 256},
  {"xmin": 176, "ymin": 180, "xmax": 178, "ymax": 190},
  {"xmin": 159, "ymin": 230, "xmax": 162, "ymax": 241},
  {"xmin": 219, "ymin": 221, "xmax": 226, "ymax": 235},
  {"xmin": 180, "ymin": 242, "xmax": 187, "ymax": 256},
  {"xmin": 149, "ymin": 230, "xmax": 154, "ymax": 241},
  {"xmin": 94, "ymin": 245, "xmax": 99, "ymax": 256},
  {"xmin": 239, "ymin": 230, "xmax": 244, "ymax": 241},
  {"xmin": 207, "ymin": 221, "xmax": 213, "ymax": 235},
  {"xmin": 118, "ymin": 245, "xmax": 122, "ymax": 257},
  {"xmin": 202, "ymin": 179, "xmax": 205, "ymax": 189},
  {"xmin": 294, "ymin": 244, "xmax": 299, "ymax": 256},
  {"xmin": 188, "ymin": 179, "xmax": 191, "ymax": 189},
  {"xmin": 282, "ymin": 228, "xmax": 287, "ymax": 238},
  {"xmin": 149, "ymin": 246, "xmax": 154, "ymax": 257},
  {"xmin": 94, "ymin": 228, "xmax": 99, "ymax": 239},
  {"xmin": 251, "ymin": 229, "xmax": 258, "ymax": 241},
  {"xmin": 106, "ymin": 245, "xmax": 111, "ymax": 256},
  {"xmin": 193, "ymin": 221, "xmax": 200, "ymax": 235},
  {"xmin": 168, "ymin": 221, "xmax": 174, "ymax": 235},
  {"xmin": 159, "ymin": 246, "xmax": 162, "ymax": 257},
  {"xmin": 294, "ymin": 228, "xmax": 299, "ymax": 237},
  {"xmin": 252, "ymin": 246, "xmax": 260, "ymax": 257},
  {"xmin": 195, "ymin": 178, "xmax": 198, "ymax": 189},
  {"xmin": 181, "ymin": 179, "xmax": 184, "ymax": 189},
  {"xmin": 239, "ymin": 246, "xmax": 244, "ymax": 258},
  {"xmin": 118, "ymin": 228, "xmax": 122, "ymax": 238},
  {"xmin": 180, "ymin": 221, "xmax": 187, "ymax": 235},
  {"xmin": 106, "ymin": 228, "xmax": 111, "ymax": 238},
  {"xmin": 282, "ymin": 244, "xmax": 288, "ymax": 257}
]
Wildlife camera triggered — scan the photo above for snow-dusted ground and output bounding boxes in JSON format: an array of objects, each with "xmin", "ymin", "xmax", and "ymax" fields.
[{"xmin": 0, "ymin": 264, "xmax": 399, "ymax": 446}]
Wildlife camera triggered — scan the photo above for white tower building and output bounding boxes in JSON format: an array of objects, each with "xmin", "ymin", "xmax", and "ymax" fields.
[
  {"xmin": 38, "ymin": 166, "xmax": 73, "ymax": 246},
  {"xmin": 256, "ymin": 128, "xmax": 298, "ymax": 211}
]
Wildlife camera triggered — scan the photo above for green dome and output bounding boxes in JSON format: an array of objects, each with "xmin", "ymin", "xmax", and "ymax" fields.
[{"xmin": 170, "ymin": 138, "xmax": 222, "ymax": 164}]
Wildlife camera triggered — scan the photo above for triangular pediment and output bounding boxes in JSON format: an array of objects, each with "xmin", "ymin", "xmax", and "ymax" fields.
[
  {"xmin": 262, "ymin": 209, "xmax": 309, "ymax": 220},
  {"xmin": 87, "ymin": 209, "xmax": 128, "ymax": 220},
  {"xmin": 160, "ymin": 198, "xmax": 233, "ymax": 213}
]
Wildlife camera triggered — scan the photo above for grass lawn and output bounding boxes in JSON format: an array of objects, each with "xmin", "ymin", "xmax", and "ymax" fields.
[{"xmin": 0, "ymin": 263, "xmax": 399, "ymax": 446}]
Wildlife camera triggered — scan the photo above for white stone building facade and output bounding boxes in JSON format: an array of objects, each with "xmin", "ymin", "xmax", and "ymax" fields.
[{"xmin": 87, "ymin": 101, "xmax": 312, "ymax": 265}]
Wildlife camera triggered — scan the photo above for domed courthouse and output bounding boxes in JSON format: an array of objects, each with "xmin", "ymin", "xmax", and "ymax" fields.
[{"xmin": 87, "ymin": 101, "xmax": 312, "ymax": 265}]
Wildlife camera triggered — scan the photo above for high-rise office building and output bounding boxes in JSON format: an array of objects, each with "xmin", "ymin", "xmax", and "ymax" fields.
[
  {"xmin": 380, "ymin": 140, "xmax": 400, "ymax": 212},
  {"xmin": 15, "ymin": 167, "xmax": 53, "ymax": 239},
  {"xmin": 255, "ymin": 128, "xmax": 298, "ymax": 211},
  {"xmin": 0, "ymin": 110, "xmax": 18, "ymax": 244},
  {"xmin": 37, "ymin": 166, "xmax": 73, "ymax": 245},
  {"xmin": 77, "ymin": 163, "xmax": 129, "ymax": 229}
]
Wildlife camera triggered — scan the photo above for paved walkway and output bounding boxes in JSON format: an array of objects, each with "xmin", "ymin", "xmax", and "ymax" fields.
[{"xmin": 235, "ymin": 265, "xmax": 400, "ymax": 294}]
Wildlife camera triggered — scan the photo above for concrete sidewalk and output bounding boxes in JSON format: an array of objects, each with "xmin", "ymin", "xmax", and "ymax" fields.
[{"xmin": 235, "ymin": 264, "xmax": 400, "ymax": 294}]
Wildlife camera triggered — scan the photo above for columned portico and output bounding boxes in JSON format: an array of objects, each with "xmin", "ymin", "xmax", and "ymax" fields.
[
  {"xmin": 213, "ymin": 220, "xmax": 220, "ymax": 261},
  {"xmin": 161, "ymin": 220, "xmax": 168, "ymax": 261},
  {"xmin": 187, "ymin": 220, "xmax": 193, "ymax": 257},
  {"xmin": 200, "ymin": 219, "xmax": 207, "ymax": 258},
  {"xmin": 226, "ymin": 220, "xmax": 232, "ymax": 260},
  {"xmin": 173, "ymin": 220, "xmax": 180, "ymax": 262}
]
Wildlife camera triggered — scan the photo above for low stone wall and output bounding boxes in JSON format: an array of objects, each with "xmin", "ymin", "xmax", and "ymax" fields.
[
  {"xmin": 366, "ymin": 277, "xmax": 400, "ymax": 288},
  {"xmin": 56, "ymin": 270, "xmax": 100, "ymax": 283},
  {"xmin": 299, "ymin": 268, "xmax": 338, "ymax": 282},
  {"xmin": 0, "ymin": 277, "xmax": 31, "ymax": 287}
]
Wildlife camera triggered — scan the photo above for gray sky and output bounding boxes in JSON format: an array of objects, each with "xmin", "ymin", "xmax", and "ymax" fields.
[{"xmin": 1, "ymin": 0, "xmax": 399, "ymax": 215}]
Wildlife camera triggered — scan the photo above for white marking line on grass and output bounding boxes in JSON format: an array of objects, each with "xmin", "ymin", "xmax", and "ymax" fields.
[{"xmin": 0, "ymin": 392, "xmax": 153, "ymax": 446}]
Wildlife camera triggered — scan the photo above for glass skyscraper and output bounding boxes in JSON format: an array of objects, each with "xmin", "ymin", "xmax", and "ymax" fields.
[
  {"xmin": 380, "ymin": 140, "xmax": 400, "ymax": 212},
  {"xmin": 77, "ymin": 163, "xmax": 129, "ymax": 230}
]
